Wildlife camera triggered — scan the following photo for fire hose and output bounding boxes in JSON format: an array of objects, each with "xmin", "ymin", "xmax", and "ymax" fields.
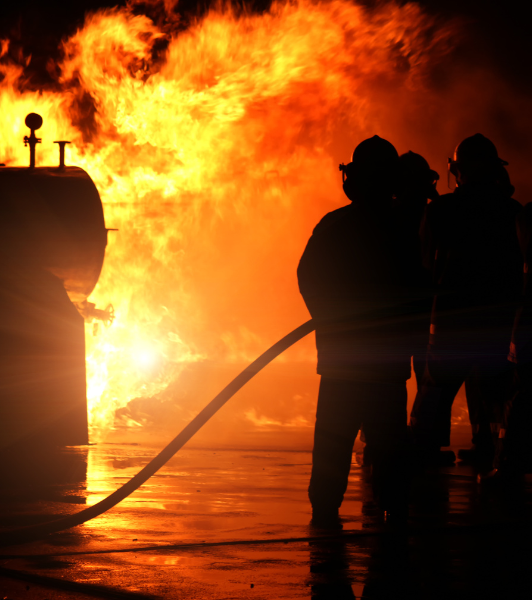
[{"xmin": 0, "ymin": 320, "xmax": 315, "ymax": 548}]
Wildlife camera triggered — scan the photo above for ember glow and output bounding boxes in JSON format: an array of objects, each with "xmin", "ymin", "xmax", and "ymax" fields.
[{"xmin": 0, "ymin": 0, "xmax": 461, "ymax": 443}]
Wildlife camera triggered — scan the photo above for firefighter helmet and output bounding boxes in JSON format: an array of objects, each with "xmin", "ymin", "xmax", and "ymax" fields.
[
  {"xmin": 449, "ymin": 133, "xmax": 508, "ymax": 176},
  {"xmin": 398, "ymin": 151, "xmax": 439, "ymax": 184},
  {"xmin": 339, "ymin": 135, "xmax": 398, "ymax": 182},
  {"xmin": 339, "ymin": 136, "xmax": 398, "ymax": 202}
]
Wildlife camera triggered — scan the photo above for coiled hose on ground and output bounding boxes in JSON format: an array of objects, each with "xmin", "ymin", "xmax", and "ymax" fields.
[{"xmin": 0, "ymin": 320, "xmax": 316, "ymax": 548}]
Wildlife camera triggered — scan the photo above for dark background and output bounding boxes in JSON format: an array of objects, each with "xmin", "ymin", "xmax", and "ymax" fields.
[{"xmin": 0, "ymin": 0, "xmax": 531, "ymax": 90}]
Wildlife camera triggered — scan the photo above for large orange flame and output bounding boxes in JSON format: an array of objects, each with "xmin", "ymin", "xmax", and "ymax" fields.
[{"xmin": 1, "ymin": 1, "xmax": 459, "ymax": 443}]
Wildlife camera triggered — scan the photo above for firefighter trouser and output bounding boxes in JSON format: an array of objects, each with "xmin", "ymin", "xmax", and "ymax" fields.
[
  {"xmin": 410, "ymin": 347, "xmax": 512, "ymax": 467},
  {"xmin": 308, "ymin": 377, "xmax": 408, "ymax": 512},
  {"xmin": 464, "ymin": 370, "xmax": 502, "ymax": 451},
  {"xmin": 495, "ymin": 361, "xmax": 532, "ymax": 473}
]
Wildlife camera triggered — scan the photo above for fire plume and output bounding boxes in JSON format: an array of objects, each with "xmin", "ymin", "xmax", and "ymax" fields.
[{"xmin": 0, "ymin": 1, "xmax": 458, "ymax": 443}]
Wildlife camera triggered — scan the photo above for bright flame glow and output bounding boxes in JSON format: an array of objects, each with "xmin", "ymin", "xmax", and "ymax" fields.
[
  {"xmin": 0, "ymin": 0, "xmax": 463, "ymax": 441},
  {"xmin": 131, "ymin": 342, "xmax": 161, "ymax": 371}
]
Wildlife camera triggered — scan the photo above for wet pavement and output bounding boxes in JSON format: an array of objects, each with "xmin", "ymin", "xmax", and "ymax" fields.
[{"xmin": 1, "ymin": 439, "xmax": 532, "ymax": 599}]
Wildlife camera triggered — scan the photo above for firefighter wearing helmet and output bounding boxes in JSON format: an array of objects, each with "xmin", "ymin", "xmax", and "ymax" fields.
[
  {"xmin": 298, "ymin": 135, "xmax": 418, "ymax": 526},
  {"xmin": 358, "ymin": 151, "xmax": 440, "ymax": 469},
  {"xmin": 394, "ymin": 151, "xmax": 440, "ymax": 386},
  {"xmin": 410, "ymin": 134, "xmax": 522, "ymax": 475},
  {"xmin": 496, "ymin": 201, "xmax": 532, "ymax": 478}
]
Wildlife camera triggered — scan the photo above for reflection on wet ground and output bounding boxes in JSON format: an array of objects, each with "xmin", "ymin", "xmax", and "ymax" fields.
[{"xmin": 1, "ymin": 442, "xmax": 532, "ymax": 599}]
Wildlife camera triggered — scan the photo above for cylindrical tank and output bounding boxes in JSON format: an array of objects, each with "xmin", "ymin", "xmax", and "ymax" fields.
[
  {"xmin": 0, "ymin": 118, "xmax": 108, "ymax": 450},
  {"xmin": 0, "ymin": 166, "xmax": 107, "ymax": 303}
]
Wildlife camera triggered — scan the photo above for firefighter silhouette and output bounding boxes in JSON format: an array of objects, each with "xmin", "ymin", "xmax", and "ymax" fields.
[
  {"xmin": 495, "ymin": 201, "xmax": 532, "ymax": 477},
  {"xmin": 410, "ymin": 134, "xmax": 522, "ymax": 473},
  {"xmin": 298, "ymin": 135, "xmax": 420, "ymax": 526},
  {"xmin": 359, "ymin": 151, "xmax": 439, "ymax": 468}
]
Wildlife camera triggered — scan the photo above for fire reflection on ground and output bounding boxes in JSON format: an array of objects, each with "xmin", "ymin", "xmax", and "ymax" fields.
[
  {"xmin": 2, "ymin": 436, "xmax": 532, "ymax": 599},
  {"xmin": 84, "ymin": 444, "xmax": 351, "ymax": 540}
]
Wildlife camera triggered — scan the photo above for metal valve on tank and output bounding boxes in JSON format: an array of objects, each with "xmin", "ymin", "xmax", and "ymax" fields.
[{"xmin": 23, "ymin": 112, "xmax": 42, "ymax": 169}]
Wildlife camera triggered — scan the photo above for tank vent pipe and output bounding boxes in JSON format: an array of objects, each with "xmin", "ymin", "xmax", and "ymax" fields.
[{"xmin": 54, "ymin": 141, "xmax": 71, "ymax": 169}]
